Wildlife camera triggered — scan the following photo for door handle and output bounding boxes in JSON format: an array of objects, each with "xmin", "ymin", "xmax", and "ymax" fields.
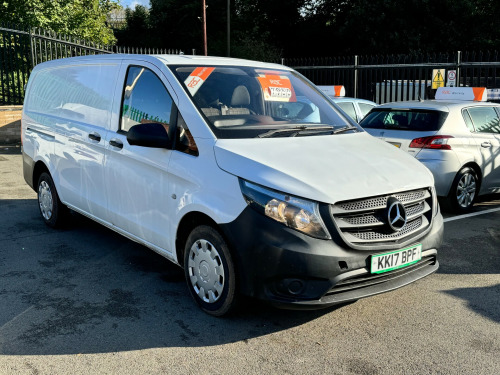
[
  {"xmin": 88, "ymin": 132, "xmax": 101, "ymax": 142},
  {"xmin": 109, "ymin": 139, "xmax": 123, "ymax": 149},
  {"xmin": 481, "ymin": 142, "xmax": 492, "ymax": 148}
]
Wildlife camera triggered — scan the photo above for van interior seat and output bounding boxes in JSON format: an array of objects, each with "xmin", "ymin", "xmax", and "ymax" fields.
[
  {"xmin": 226, "ymin": 86, "xmax": 252, "ymax": 115},
  {"xmin": 201, "ymin": 107, "xmax": 221, "ymax": 117}
]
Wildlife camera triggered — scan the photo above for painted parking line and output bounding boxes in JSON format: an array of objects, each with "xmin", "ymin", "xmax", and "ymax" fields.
[{"xmin": 443, "ymin": 206, "xmax": 500, "ymax": 223}]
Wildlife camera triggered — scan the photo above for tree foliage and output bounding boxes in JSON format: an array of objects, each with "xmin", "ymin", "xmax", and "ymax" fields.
[
  {"xmin": 0, "ymin": 0, "xmax": 119, "ymax": 45},
  {"xmin": 117, "ymin": 0, "xmax": 500, "ymax": 58}
]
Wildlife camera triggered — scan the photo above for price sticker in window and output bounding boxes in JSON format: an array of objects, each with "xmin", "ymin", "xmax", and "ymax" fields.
[
  {"xmin": 184, "ymin": 67, "xmax": 215, "ymax": 96},
  {"xmin": 257, "ymin": 74, "xmax": 297, "ymax": 102}
]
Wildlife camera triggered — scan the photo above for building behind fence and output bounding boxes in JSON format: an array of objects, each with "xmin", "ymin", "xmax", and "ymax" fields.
[
  {"xmin": 0, "ymin": 24, "xmax": 189, "ymax": 105},
  {"xmin": 2, "ymin": 24, "xmax": 500, "ymax": 106}
]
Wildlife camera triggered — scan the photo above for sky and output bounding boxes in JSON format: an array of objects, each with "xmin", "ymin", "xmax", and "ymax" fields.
[{"xmin": 120, "ymin": 0, "xmax": 150, "ymax": 9}]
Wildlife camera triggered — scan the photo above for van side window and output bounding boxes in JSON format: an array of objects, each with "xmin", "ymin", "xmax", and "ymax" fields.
[
  {"xmin": 175, "ymin": 113, "xmax": 199, "ymax": 156},
  {"xmin": 467, "ymin": 107, "xmax": 500, "ymax": 134},
  {"xmin": 120, "ymin": 66, "xmax": 174, "ymax": 132}
]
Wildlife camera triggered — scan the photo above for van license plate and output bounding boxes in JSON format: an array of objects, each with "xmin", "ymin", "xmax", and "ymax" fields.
[{"xmin": 371, "ymin": 244, "xmax": 422, "ymax": 274}]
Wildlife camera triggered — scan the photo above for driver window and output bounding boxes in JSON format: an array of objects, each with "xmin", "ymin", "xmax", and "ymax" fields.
[{"xmin": 121, "ymin": 66, "xmax": 174, "ymax": 132}]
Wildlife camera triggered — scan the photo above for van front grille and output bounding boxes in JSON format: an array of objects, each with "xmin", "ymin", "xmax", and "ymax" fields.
[{"xmin": 331, "ymin": 188, "xmax": 433, "ymax": 247}]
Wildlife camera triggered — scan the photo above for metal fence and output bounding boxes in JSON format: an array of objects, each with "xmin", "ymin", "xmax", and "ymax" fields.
[
  {"xmin": 285, "ymin": 51, "xmax": 500, "ymax": 104},
  {"xmin": 0, "ymin": 24, "xmax": 188, "ymax": 105},
  {"xmin": 3, "ymin": 23, "xmax": 500, "ymax": 106}
]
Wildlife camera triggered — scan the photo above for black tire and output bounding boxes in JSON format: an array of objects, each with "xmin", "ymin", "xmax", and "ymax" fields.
[
  {"xmin": 37, "ymin": 172, "xmax": 68, "ymax": 228},
  {"xmin": 447, "ymin": 167, "xmax": 478, "ymax": 213},
  {"xmin": 183, "ymin": 225, "xmax": 238, "ymax": 317}
]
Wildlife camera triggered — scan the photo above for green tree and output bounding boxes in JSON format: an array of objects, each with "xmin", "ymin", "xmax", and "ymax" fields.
[
  {"xmin": 0, "ymin": 0, "xmax": 119, "ymax": 45},
  {"xmin": 303, "ymin": 0, "xmax": 500, "ymax": 55}
]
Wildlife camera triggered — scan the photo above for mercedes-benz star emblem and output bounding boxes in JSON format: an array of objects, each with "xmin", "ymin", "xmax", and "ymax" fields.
[{"xmin": 386, "ymin": 197, "xmax": 407, "ymax": 232}]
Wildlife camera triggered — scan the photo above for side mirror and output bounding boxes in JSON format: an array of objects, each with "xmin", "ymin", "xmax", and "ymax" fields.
[{"xmin": 127, "ymin": 123, "xmax": 171, "ymax": 149}]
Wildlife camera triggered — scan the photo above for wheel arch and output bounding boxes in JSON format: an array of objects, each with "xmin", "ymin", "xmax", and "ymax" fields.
[
  {"xmin": 460, "ymin": 161, "xmax": 482, "ymax": 193},
  {"xmin": 175, "ymin": 211, "xmax": 229, "ymax": 268},
  {"xmin": 33, "ymin": 160, "xmax": 50, "ymax": 191}
]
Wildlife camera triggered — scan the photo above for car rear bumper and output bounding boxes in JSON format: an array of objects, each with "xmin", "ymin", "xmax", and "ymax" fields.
[{"xmin": 417, "ymin": 155, "xmax": 461, "ymax": 197}]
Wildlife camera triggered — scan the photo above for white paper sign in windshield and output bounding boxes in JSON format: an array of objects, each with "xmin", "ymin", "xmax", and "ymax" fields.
[{"xmin": 257, "ymin": 74, "xmax": 297, "ymax": 102}]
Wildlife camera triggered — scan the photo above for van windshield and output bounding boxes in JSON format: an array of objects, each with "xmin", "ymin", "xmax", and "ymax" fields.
[
  {"xmin": 169, "ymin": 65, "xmax": 353, "ymax": 138},
  {"xmin": 360, "ymin": 108, "xmax": 448, "ymax": 131}
]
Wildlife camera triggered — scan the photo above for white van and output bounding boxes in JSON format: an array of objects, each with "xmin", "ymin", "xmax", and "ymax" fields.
[{"xmin": 22, "ymin": 55, "xmax": 443, "ymax": 316}]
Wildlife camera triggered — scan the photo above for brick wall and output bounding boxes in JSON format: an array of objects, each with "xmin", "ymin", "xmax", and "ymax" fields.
[{"xmin": 0, "ymin": 106, "xmax": 22, "ymax": 144}]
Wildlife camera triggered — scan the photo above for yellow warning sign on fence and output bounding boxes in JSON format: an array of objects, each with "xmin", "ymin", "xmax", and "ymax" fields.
[{"xmin": 432, "ymin": 69, "xmax": 445, "ymax": 89}]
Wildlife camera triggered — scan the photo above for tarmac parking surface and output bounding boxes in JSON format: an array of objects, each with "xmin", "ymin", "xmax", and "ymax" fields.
[{"xmin": 0, "ymin": 145, "xmax": 499, "ymax": 375}]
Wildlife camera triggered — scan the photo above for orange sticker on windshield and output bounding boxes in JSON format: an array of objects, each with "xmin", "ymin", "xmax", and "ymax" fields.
[
  {"xmin": 184, "ymin": 67, "xmax": 215, "ymax": 96},
  {"xmin": 257, "ymin": 74, "xmax": 297, "ymax": 102}
]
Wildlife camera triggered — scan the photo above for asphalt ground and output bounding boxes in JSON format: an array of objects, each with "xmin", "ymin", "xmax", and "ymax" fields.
[{"xmin": 0, "ymin": 144, "xmax": 499, "ymax": 375}]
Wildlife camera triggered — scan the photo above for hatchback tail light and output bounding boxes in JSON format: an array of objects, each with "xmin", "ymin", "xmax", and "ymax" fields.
[{"xmin": 409, "ymin": 135, "xmax": 453, "ymax": 150}]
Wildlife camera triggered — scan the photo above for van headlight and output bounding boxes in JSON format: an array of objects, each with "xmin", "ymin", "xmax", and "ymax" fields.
[{"xmin": 239, "ymin": 179, "xmax": 331, "ymax": 239}]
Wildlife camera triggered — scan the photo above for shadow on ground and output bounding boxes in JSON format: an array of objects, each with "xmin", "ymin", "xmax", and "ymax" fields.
[{"xmin": 0, "ymin": 199, "xmax": 338, "ymax": 356}]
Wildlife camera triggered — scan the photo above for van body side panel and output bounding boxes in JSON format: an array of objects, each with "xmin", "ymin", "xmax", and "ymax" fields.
[
  {"xmin": 51, "ymin": 64, "xmax": 119, "ymax": 219},
  {"xmin": 104, "ymin": 60, "xmax": 177, "ymax": 255},
  {"xmin": 22, "ymin": 69, "xmax": 57, "ymax": 189},
  {"xmin": 24, "ymin": 63, "xmax": 119, "ymax": 220},
  {"xmin": 167, "ymin": 138, "xmax": 248, "ymax": 261}
]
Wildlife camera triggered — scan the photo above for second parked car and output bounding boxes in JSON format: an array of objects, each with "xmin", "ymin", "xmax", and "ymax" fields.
[
  {"xmin": 318, "ymin": 85, "xmax": 377, "ymax": 122},
  {"xmin": 361, "ymin": 87, "xmax": 500, "ymax": 212}
]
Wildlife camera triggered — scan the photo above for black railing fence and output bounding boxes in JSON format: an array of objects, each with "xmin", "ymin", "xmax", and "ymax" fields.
[
  {"xmin": 0, "ymin": 24, "xmax": 189, "ymax": 105},
  {"xmin": 2, "ymin": 23, "xmax": 500, "ymax": 106},
  {"xmin": 284, "ymin": 51, "xmax": 500, "ymax": 104}
]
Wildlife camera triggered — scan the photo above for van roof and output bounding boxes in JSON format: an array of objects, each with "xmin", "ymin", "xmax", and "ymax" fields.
[{"xmin": 34, "ymin": 54, "xmax": 290, "ymax": 70}]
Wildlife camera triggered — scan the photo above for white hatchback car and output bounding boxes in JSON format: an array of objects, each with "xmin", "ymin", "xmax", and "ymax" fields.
[
  {"xmin": 318, "ymin": 85, "xmax": 377, "ymax": 122},
  {"xmin": 361, "ymin": 87, "xmax": 500, "ymax": 212}
]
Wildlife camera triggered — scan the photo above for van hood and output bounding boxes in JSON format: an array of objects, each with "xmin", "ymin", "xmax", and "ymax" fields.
[{"xmin": 214, "ymin": 132, "xmax": 434, "ymax": 204}]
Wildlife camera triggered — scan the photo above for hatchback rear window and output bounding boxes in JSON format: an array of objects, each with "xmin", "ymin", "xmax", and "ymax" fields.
[{"xmin": 360, "ymin": 109, "xmax": 448, "ymax": 131}]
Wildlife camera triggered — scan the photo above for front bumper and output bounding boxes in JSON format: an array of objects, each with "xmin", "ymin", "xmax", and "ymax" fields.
[{"xmin": 220, "ymin": 206, "xmax": 443, "ymax": 309}]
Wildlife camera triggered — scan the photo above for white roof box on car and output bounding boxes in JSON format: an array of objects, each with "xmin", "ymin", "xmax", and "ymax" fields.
[
  {"xmin": 435, "ymin": 87, "xmax": 487, "ymax": 101},
  {"xmin": 317, "ymin": 85, "xmax": 346, "ymax": 97}
]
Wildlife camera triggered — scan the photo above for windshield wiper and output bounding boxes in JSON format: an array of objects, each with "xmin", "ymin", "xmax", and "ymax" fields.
[
  {"xmin": 258, "ymin": 125, "xmax": 335, "ymax": 138},
  {"xmin": 332, "ymin": 126, "xmax": 360, "ymax": 134}
]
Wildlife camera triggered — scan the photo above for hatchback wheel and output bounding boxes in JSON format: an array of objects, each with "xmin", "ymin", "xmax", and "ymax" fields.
[
  {"xmin": 184, "ymin": 225, "xmax": 237, "ymax": 317},
  {"xmin": 448, "ymin": 167, "xmax": 478, "ymax": 213}
]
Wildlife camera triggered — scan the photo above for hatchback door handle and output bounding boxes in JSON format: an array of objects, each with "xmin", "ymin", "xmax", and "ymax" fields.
[
  {"xmin": 109, "ymin": 139, "xmax": 123, "ymax": 149},
  {"xmin": 481, "ymin": 142, "xmax": 492, "ymax": 148},
  {"xmin": 88, "ymin": 132, "xmax": 101, "ymax": 142}
]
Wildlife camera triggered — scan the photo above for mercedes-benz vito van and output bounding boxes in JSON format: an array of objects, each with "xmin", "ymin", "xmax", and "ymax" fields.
[{"xmin": 22, "ymin": 55, "xmax": 443, "ymax": 316}]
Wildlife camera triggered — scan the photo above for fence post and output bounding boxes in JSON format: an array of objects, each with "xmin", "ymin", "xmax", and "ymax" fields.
[
  {"xmin": 29, "ymin": 27, "xmax": 35, "ymax": 69},
  {"xmin": 354, "ymin": 55, "xmax": 359, "ymax": 98},
  {"xmin": 456, "ymin": 50, "xmax": 462, "ymax": 87}
]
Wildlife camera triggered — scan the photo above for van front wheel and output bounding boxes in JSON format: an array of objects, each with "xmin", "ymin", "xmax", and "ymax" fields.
[
  {"xmin": 37, "ymin": 172, "xmax": 68, "ymax": 228},
  {"xmin": 184, "ymin": 225, "xmax": 237, "ymax": 317}
]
